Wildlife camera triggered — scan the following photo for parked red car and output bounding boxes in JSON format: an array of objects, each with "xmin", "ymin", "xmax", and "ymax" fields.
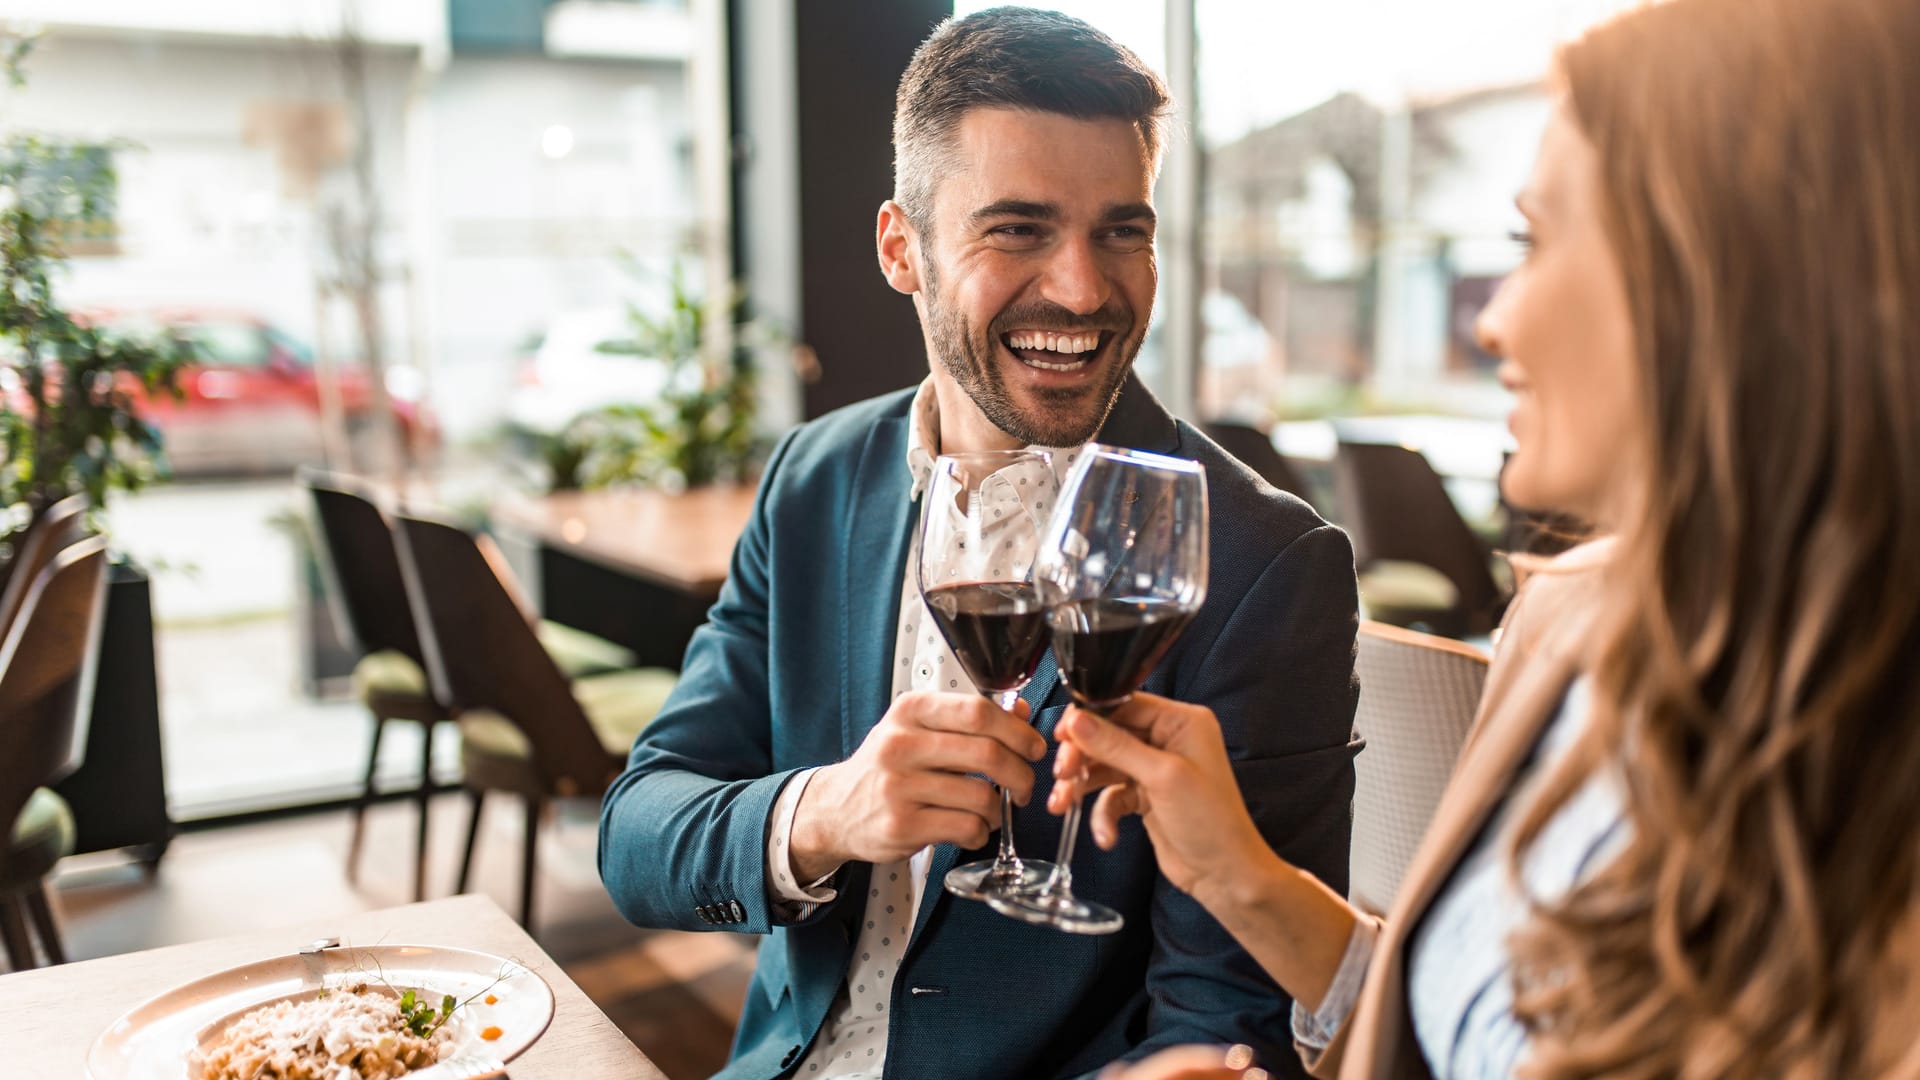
[{"xmin": 92, "ymin": 309, "xmax": 436, "ymax": 475}]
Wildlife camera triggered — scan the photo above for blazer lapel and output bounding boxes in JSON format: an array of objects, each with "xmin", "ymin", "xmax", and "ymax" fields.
[
  {"xmin": 1094, "ymin": 373, "xmax": 1182, "ymax": 455},
  {"xmin": 842, "ymin": 413, "xmax": 915, "ymax": 756}
]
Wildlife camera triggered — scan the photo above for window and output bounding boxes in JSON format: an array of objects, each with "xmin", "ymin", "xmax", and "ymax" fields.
[{"xmin": 963, "ymin": 0, "xmax": 1646, "ymax": 425}]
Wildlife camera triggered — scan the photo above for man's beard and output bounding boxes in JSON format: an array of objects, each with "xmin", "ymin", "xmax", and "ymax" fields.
[{"xmin": 921, "ymin": 258, "xmax": 1145, "ymax": 448}]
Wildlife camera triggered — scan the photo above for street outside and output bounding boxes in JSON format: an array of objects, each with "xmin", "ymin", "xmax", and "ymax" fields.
[{"xmin": 105, "ymin": 453, "xmax": 519, "ymax": 818}]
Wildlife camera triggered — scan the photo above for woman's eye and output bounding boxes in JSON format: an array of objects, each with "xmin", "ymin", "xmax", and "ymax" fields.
[{"xmin": 1509, "ymin": 228, "xmax": 1535, "ymax": 252}]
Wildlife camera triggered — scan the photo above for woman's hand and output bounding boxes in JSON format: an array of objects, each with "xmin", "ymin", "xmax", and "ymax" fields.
[
  {"xmin": 1097, "ymin": 1043, "xmax": 1269, "ymax": 1080},
  {"xmin": 1048, "ymin": 694, "xmax": 1274, "ymax": 910}
]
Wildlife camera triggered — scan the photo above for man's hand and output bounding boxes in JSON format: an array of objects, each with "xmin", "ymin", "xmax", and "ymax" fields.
[{"xmin": 789, "ymin": 691, "xmax": 1047, "ymax": 881}]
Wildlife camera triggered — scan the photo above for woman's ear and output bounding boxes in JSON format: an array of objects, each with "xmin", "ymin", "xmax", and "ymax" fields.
[{"xmin": 877, "ymin": 200, "xmax": 923, "ymax": 295}]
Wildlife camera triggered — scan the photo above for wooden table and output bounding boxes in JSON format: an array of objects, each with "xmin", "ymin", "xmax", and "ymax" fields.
[
  {"xmin": 492, "ymin": 486, "xmax": 757, "ymax": 597},
  {"xmin": 0, "ymin": 894, "xmax": 662, "ymax": 1080},
  {"xmin": 490, "ymin": 486, "xmax": 757, "ymax": 669}
]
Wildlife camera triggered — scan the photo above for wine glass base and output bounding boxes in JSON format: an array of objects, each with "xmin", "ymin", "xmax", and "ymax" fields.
[
  {"xmin": 986, "ymin": 889, "xmax": 1125, "ymax": 935},
  {"xmin": 943, "ymin": 858, "xmax": 1053, "ymax": 901}
]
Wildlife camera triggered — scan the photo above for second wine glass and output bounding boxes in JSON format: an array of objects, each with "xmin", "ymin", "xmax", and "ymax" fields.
[
  {"xmin": 918, "ymin": 449, "xmax": 1058, "ymax": 900},
  {"xmin": 989, "ymin": 444, "xmax": 1209, "ymax": 935}
]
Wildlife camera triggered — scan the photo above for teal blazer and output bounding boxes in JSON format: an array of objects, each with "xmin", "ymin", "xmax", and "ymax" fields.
[{"xmin": 599, "ymin": 376, "xmax": 1361, "ymax": 1078}]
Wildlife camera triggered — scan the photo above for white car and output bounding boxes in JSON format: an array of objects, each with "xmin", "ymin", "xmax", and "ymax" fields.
[{"xmin": 507, "ymin": 308, "xmax": 671, "ymax": 437}]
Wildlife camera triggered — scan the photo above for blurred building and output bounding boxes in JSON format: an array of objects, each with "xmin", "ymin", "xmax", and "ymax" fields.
[
  {"xmin": 5, "ymin": 0, "xmax": 703, "ymax": 439},
  {"xmin": 1200, "ymin": 82, "xmax": 1546, "ymax": 421}
]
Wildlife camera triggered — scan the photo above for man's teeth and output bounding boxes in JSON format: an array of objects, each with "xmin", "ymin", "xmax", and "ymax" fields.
[{"xmin": 1006, "ymin": 330, "xmax": 1100, "ymax": 354}]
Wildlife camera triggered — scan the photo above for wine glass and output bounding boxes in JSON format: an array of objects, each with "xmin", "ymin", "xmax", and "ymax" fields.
[
  {"xmin": 918, "ymin": 450, "xmax": 1059, "ymax": 900},
  {"xmin": 989, "ymin": 444, "xmax": 1209, "ymax": 935}
]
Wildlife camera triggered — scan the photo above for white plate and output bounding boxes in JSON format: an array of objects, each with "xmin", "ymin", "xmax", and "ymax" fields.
[{"xmin": 87, "ymin": 943, "xmax": 555, "ymax": 1079}]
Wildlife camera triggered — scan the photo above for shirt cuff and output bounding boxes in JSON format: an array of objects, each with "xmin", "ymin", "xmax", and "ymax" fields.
[
  {"xmin": 766, "ymin": 767, "xmax": 841, "ymax": 918},
  {"xmin": 1291, "ymin": 914, "xmax": 1380, "ymax": 1052}
]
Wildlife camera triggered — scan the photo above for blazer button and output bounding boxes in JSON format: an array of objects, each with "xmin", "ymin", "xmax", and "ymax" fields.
[
  {"xmin": 696, "ymin": 905, "xmax": 713, "ymax": 924},
  {"xmin": 730, "ymin": 900, "xmax": 746, "ymax": 923},
  {"xmin": 781, "ymin": 1045, "xmax": 800, "ymax": 1067}
]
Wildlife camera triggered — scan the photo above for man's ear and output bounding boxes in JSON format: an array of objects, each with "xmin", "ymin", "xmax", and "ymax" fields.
[{"xmin": 876, "ymin": 200, "xmax": 923, "ymax": 295}]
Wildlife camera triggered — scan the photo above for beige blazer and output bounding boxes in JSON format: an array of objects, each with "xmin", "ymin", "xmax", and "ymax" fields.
[{"xmin": 1310, "ymin": 541, "xmax": 1614, "ymax": 1079}]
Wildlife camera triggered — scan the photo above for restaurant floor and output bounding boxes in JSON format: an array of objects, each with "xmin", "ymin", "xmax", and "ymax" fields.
[{"xmin": 47, "ymin": 792, "xmax": 756, "ymax": 1079}]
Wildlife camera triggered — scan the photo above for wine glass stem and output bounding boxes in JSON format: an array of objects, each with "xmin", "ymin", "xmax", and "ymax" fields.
[
  {"xmin": 989, "ymin": 688, "xmax": 1024, "ymax": 873},
  {"xmin": 1040, "ymin": 700, "xmax": 1113, "ymax": 900},
  {"xmin": 1043, "ymin": 802, "xmax": 1082, "ymax": 899}
]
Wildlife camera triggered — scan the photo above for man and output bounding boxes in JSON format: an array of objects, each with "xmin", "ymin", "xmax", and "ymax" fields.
[{"xmin": 599, "ymin": 9, "xmax": 1359, "ymax": 1078}]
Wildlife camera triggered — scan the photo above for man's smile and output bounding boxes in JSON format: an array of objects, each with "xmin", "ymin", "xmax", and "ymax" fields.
[{"xmin": 999, "ymin": 328, "xmax": 1115, "ymax": 375}]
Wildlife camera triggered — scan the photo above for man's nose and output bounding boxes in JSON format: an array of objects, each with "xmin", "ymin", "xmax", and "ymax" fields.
[{"xmin": 1039, "ymin": 238, "xmax": 1112, "ymax": 317}]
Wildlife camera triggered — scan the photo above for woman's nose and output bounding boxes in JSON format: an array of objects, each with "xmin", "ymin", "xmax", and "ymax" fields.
[{"xmin": 1474, "ymin": 283, "xmax": 1510, "ymax": 358}]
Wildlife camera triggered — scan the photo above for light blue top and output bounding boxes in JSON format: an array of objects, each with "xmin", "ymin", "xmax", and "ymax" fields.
[{"xmin": 1295, "ymin": 677, "xmax": 1631, "ymax": 1078}]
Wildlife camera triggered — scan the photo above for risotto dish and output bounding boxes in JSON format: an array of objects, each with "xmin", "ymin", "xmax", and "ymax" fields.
[{"xmin": 188, "ymin": 984, "xmax": 454, "ymax": 1080}]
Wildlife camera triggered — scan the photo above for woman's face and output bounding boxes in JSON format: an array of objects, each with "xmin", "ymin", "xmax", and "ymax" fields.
[{"xmin": 1476, "ymin": 102, "xmax": 1642, "ymax": 524}]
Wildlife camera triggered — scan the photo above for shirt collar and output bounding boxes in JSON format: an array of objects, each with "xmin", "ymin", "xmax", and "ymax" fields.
[{"xmin": 903, "ymin": 377, "xmax": 1085, "ymax": 501}]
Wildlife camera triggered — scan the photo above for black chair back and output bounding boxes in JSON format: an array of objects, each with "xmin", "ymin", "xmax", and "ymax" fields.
[
  {"xmin": 0, "ymin": 536, "xmax": 109, "ymax": 875},
  {"xmin": 1201, "ymin": 421, "xmax": 1316, "ymax": 505},
  {"xmin": 304, "ymin": 473, "xmax": 426, "ymax": 665},
  {"xmin": 392, "ymin": 514, "xmax": 615, "ymax": 797},
  {"xmin": 1333, "ymin": 439, "xmax": 1506, "ymax": 631}
]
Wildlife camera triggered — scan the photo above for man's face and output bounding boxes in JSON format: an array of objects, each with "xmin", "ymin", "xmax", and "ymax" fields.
[{"xmin": 911, "ymin": 108, "xmax": 1158, "ymax": 447}]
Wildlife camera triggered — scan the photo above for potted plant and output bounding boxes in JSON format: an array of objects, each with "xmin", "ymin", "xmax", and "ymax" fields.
[
  {"xmin": 543, "ymin": 259, "xmax": 770, "ymax": 493},
  {"xmin": 1, "ymin": 36, "xmax": 186, "ymax": 532},
  {"xmin": 1, "ymin": 35, "xmax": 185, "ymax": 865}
]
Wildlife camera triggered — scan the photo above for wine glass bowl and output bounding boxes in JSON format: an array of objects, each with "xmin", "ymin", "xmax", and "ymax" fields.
[
  {"xmin": 917, "ymin": 450, "xmax": 1059, "ymax": 900},
  {"xmin": 990, "ymin": 444, "xmax": 1209, "ymax": 935}
]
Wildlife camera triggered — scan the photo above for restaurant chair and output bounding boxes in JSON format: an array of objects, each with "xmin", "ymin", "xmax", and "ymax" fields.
[
  {"xmin": 303, "ymin": 473, "xmax": 638, "ymax": 902},
  {"xmin": 1333, "ymin": 438, "xmax": 1509, "ymax": 638},
  {"xmin": 1200, "ymin": 420, "xmax": 1318, "ymax": 507},
  {"xmin": 0, "ymin": 494, "xmax": 89, "ymax": 642},
  {"xmin": 1349, "ymin": 620, "xmax": 1488, "ymax": 915},
  {"xmin": 0, "ymin": 535, "xmax": 110, "ymax": 970},
  {"xmin": 391, "ymin": 512, "xmax": 677, "ymax": 930}
]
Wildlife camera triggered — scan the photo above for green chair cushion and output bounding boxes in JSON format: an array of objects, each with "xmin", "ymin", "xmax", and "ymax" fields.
[
  {"xmin": 1358, "ymin": 560, "xmax": 1460, "ymax": 620},
  {"xmin": 535, "ymin": 620, "xmax": 638, "ymax": 679},
  {"xmin": 354, "ymin": 649, "xmax": 429, "ymax": 699},
  {"xmin": 3, "ymin": 787, "xmax": 75, "ymax": 891},
  {"xmin": 354, "ymin": 623, "xmax": 636, "ymax": 707},
  {"xmin": 457, "ymin": 667, "xmax": 678, "ymax": 761}
]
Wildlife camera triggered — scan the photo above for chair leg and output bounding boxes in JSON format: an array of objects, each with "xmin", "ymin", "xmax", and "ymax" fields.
[
  {"xmin": 0, "ymin": 898, "xmax": 34, "ymax": 971},
  {"xmin": 455, "ymin": 789, "xmax": 485, "ymax": 895},
  {"xmin": 519, "ymin": 797, "xmax": 542, "ymax": 931},
  {"xmin": 24, "ymin": 882, "xmax": 64, "ymax": 966},
  {"xmin": 347, "ymin": 715, "xmax": 388, "ymax": 885},
  {"xmin": 413, "ymin": 721, "xmax": 436, "ymax": 903}
]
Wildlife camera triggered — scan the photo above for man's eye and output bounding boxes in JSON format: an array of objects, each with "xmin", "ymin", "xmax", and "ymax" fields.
[{"xmin": 993, "ymin": 224, "xmax": 1038, "ymax": 238}]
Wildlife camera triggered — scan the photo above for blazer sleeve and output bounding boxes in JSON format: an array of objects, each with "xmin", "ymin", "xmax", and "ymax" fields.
[
  {"xmin": 597, "ymin": 428, "xmax": 816, "ymax": 935},
  {"xmin": 1102, "ymin": 522, "xmax": 1363, "ymax": 1078}
]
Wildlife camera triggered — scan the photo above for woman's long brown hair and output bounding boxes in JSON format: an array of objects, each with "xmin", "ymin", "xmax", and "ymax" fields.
[{"xmin": 1504, "ymin": 0, "xmax": 1920, "ymax": 1074}]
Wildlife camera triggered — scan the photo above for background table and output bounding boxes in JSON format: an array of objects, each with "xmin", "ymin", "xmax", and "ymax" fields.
[
  {"xmin": 0, "ymin": 894, "xmax": 663, "ymax": 1080},
  {"xmin": 491, "ymin": 486, "xmax": 756, "ymax": 670}
]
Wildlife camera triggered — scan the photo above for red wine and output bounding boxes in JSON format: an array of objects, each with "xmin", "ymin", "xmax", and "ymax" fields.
[
  {"xmin": 923, "ymin": 581, "xmax": 1050, "ymax": 693},
  {"xmin": 1047, "ymin": 598, "xmax": 1194, "ymax": 711}
]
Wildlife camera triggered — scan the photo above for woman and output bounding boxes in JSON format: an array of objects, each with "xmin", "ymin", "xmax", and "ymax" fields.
[{"xmin": 1060, "ymin": 0, "xmax": 1920, "ymax": 1075}]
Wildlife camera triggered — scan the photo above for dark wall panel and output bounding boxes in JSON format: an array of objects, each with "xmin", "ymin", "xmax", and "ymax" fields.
[{"xmin": 774, "ymin": 1, "xmax": 948, "ymax": 419}]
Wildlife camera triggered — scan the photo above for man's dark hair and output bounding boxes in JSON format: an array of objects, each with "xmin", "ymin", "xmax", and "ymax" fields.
[{"xmin": 893, "ymin": 6, "xmax": 1172, "ymax": 232}]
